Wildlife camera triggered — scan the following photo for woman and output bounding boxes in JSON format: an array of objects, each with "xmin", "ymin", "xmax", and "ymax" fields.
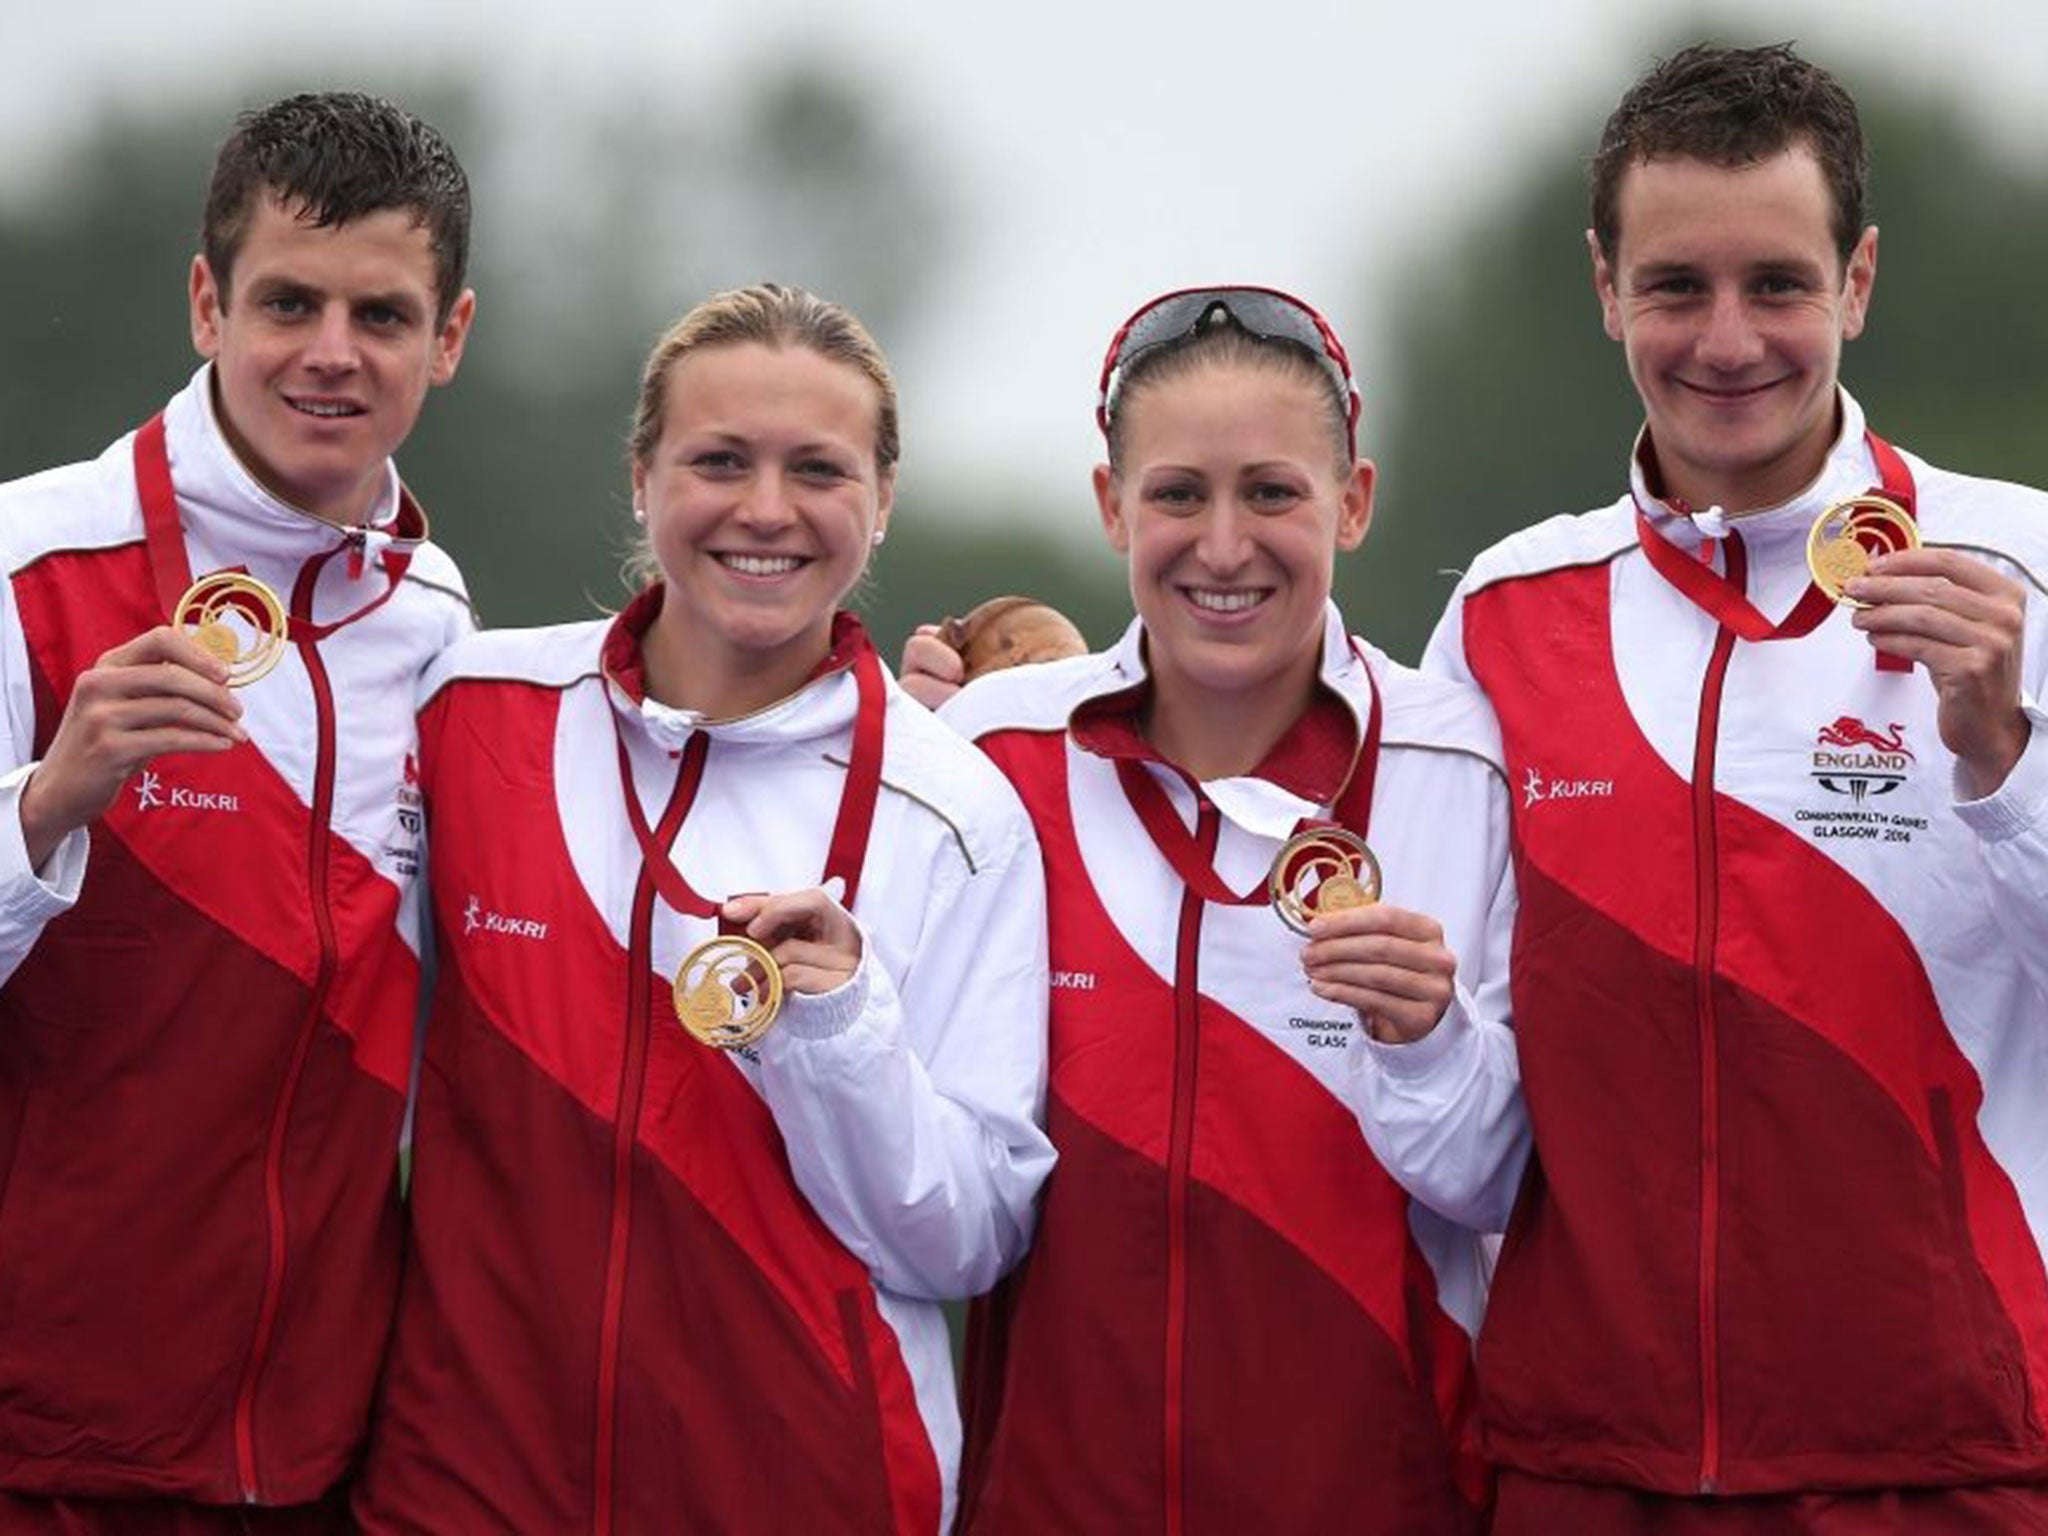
[
  {"xmin": 905, "ymin": 288, "xmax": 1522, "ymax": 1533},
  {"xmin": 355, "ymin": 284, "xmax": 1054, "ymax": 1535}
]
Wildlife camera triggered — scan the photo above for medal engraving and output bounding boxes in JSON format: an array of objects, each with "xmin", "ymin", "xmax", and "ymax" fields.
[
  {"xmin": 1269, "ymin": 828, "xmax": 1381, "ymax": 936},
  {"xmin": 1806, "ymin": 494, "xmax": 1920, "ymax": 608},
  {"xmin": 673, "ymin": 935, "xmax": 784, "ymax": 1049},
  {"xmin": 174, "ymin": 572, "xmax": 288, "ymax": 687}
]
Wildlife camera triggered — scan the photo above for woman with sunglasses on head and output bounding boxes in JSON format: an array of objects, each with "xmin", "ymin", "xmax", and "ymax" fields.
[
  {"xmin": 903, "ymin": 288, "xmax": 1523, "ymax": 1534},
  {"xmin": 353, "ymin": 284, "xmax": 1054, "ymax": 1536}
]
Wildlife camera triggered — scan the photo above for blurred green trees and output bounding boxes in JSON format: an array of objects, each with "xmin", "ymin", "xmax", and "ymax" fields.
[
  {"xmin": 5, "ymin": 62, "xmax": 2043, "ymax": 670},
  {"xmin": 1350, "ymin": 78, "xmax": 2048, "ymax": 663},
  {"xmin": 0, "ymin": 71, "xmax": 1128, "ymax": 657}
]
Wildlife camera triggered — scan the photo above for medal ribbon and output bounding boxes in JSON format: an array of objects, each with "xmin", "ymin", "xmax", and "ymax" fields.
[
  {"xmin": 1633, "ymin": 428, "xmax": 1916, "ymax": 672},
  {"xmin": 133, "ymin": 413, "xmax": 417, "ymax": 639},
  {"xmin": 611, "ymin": 634, "xmax": 888, "ymax": 928},
  {"xmin": 1114, "ymin": 642, "xmax": 1382, "ymax": 907}
]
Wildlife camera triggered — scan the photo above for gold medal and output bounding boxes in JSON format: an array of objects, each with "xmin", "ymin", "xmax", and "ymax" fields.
[
  {"xmin": 174, "ymin": 572, "xmax": 288, "ymax": 687},
  {"xmin": 1269, "ymin": 827, "xmax": 1381, "ymax": 936},
  {"xmin": 672, "ymin": 935, "xmax": 784, "ymax": 1049},
  {"xmin": 1806, "ymin": 494, "xmax": 1920, "ymax": 608}
]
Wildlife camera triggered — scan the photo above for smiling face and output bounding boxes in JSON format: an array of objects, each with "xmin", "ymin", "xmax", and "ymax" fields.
[
  {"xmin": 1097, "ymin": 360, "xmax": 1371, "ymax": 740},
  {"xmin": 189, "ymin": 191, "xmax": 474, "ymax": 527},
  {"xmin": 632, "ymin": 341, "xmax": 892, "ymax": 714},
  {"xmin": 1592, "ymin": 144, "xmax": 1876, "ymax": 514}
]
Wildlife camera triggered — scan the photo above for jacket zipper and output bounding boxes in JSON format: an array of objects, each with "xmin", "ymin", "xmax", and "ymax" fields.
[
  {"xmin": 1162, "ymin": 802, "xmax": 1217, "ymax": 1536},
  {"xmin": 593, "ymin": 869, "xmax": 659, "ymax": 1536},
  {"xmin": 593, "ymin": 735, "xmax": 706, "ymax": 1535},
  {"xmin": 231, "ymin": 554, "xmax": 343, "ymax": 1502},
  {"xmin": 1690, "ymin": 545, "xmax": 1743, "ymax": 1496}
]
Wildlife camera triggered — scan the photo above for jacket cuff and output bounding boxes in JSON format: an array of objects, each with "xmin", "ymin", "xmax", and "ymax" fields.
[
  {"xmin": 1953, "ymin": 705, "xmax": 2048, "ymax": 845},
  {"xmin": 774, "ymin": 940, "xmax": 874, "ymax": 1041},
  {"xmin": 1358, "ymin": 985, "xmax": 1475, "ymax": 1083},
  {"xmin": 0, "ymin": 764, "xmax": 88, "ymax": 918}
]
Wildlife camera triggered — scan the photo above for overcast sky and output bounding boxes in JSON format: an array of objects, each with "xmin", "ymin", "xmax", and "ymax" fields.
[{"xmin": 5, "ymin": 0, "xmax": 2045, "ymax": 512}]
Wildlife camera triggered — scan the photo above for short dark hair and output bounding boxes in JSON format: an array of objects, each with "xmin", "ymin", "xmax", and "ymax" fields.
[
  {"xmin": 201, "ymin": 91, "xmax": 472, "ymax": 320},
  {"xmin": 1591, "ymin": 43, "xmax": 1868, "ymax": 267}
]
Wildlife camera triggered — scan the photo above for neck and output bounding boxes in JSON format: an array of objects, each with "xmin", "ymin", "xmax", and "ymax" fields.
[
  {"xmin": 210, "ymin": 372, "xmax": 379, "ymax": 528},
  {"xmin": 640, "ymin": 612, "xmax": 834, "ymax": 721},
  {"xmin": 1142, "ymin": 650, "xmax": 1321, "ymax": 782},
  {"xmin": 1651, "ymin": 401, "xmax": 1843, "ymax": 521}
]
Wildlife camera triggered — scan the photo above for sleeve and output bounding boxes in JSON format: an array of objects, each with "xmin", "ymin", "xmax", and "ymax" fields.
[
  {"xmin": 1943, "ymin": 556, "xmax": 2048, "ymax": 1001},
  {"xmin": 1954, "ymin": 696, "xmax": 2048, "ymax": 1003},
  {"xmin": 0, "ymin": 576, "xmax": 88, "ymax": 987},
  {"xmin": 754, "ymin": 801, "xmax": 1055, "ymax": 1301},
  {"xmin": 1343, "ymin": 756, "xmax": 1532, "ymax": 1234},
  {"xmin": 1347, "ymin": 587, "xmax": 1535, "ymax": 1234}
]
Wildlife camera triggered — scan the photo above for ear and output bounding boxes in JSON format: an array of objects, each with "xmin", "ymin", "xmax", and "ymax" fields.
[
  {"xmin": 1093, "ymin": 463, "xmax": 1130, "ymax": 555},
  {"xmin": 1336, "ymin": 459, "xmax": 1375, "ymax": 552},
  {"xmin": 630, "ymin": 457, "xmax": 649, "ymax": 511},
  {"xmin": 1840, "ymin": 225, "xmax": 1878, "ymax": 342},
  {"xmin": 189, "ymin": 255, "xmax": 224, "ymax": 359},
  {"xmin": 430, "ymin": 288, "xmax": 478, "ymax": 386},
  {"xmin": 873, "ymin": 467, "xmax": 896, "ymax": 542},
  {"xmin": 1588, "ymin": 229, "xmax": 1624, "ymax": 343}
]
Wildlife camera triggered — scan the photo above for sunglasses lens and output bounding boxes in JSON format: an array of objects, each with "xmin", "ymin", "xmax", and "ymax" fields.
[{"xmin": 1110, "ymin": 290, "xmax": 1344, "ymax": 388}]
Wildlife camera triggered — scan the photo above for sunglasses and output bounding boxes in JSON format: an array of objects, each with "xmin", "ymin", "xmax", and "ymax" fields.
[{"xmin": 1095, "ymin": 286, "xmax": 1362, "ymax": 456}]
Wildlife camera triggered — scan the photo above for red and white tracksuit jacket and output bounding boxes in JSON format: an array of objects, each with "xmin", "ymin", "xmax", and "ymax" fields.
[
  {"xmin": 942, "ymin": 607, "xmax": 1517, "ymax": 1535},
  {"xmin": 353, "ymin": 592, "xmax": 1054, "ymax": 1536},
  {"xmin": 0, "ymin": 367, "xmax": 471, "ymax": 1505},
  {"xmin": 1359, "ymin": 390, "xmax": 2048, "ymax": 1499}
]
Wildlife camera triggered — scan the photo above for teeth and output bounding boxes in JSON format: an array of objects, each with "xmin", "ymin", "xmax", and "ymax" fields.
[
  {"xmin": 293, "ymin": 400, "xmax": 360, "ymax": 418},
  {"xmin": 1187, "ymin": 588, "xmax": 1265, "ymax": 613},
  {"xmin": 722, "ymin": 554, "xmax": 803, "ymax": 577}
]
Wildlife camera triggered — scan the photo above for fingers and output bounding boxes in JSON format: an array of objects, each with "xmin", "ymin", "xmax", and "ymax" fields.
[
  {"xmin": 720, "ymin": 887, "xmax": 864, "ymax": 995},
  {"xmin": 18, "ymin": 630, "xmax": 251, "ymax": 863},
  {"xmin": 101, "ymin": 625, "xmax": 236, "ymax": 684},
  {"xmin": 1300, "ymin": 903, "xmax": 1456, "ymax": 1044},
  {"xmin": 1848, "ymin": 551, "xmax": 2026, "ymax": 643},
  {"xmin": 1863, "ymin": 546, "xmax": 2024, "ymax": 598},
  {"xmin": 898, "ymin": 631, "xmax": 966, "ymax": 710}
]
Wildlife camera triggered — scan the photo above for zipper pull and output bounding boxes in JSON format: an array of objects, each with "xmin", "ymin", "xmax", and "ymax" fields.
[{"xmin": 345, "ymin": 528, "xmax": 366, "ymax": 582}]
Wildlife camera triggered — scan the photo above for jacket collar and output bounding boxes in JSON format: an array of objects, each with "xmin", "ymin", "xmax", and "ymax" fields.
[
  {"xmin": 1068, "ymin": 603, "xmax": 1369, "ymax": 820},
  {"xmin": 165, "ymin": 364, "xmax": 427, "ymax": 568},
  {"xmin": 599, "ymin": 584, "xmax": 870, "ymax": 754},
  {"xmin": 1632, "ymin": 388, "xmax": 1882, "ymax": 557}
]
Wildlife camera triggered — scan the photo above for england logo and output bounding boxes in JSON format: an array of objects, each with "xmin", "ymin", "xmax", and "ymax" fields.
[{"xmin": 1811, "ymin": 716, "xmax": 1914, "ymax": 801}]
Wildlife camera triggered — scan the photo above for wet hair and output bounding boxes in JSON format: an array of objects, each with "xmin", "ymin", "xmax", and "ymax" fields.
[
  {"xmin": 623, "ymin": 284, "xmax": 897, "ymax": 591},
  {"xmin": 201, "ymin": 91, "xmax": 472, "ymax": 321},
  {"xmin": 1591, "ymin": 42, "xmax": 1868, "ymax": 268},
  {"xmin": 1104, "ymin": 318, "xmax": 1353, "ymax": 478},
  {"xmin": 628, "ymin": 282, "xmax": 899, "ymax": 473}
]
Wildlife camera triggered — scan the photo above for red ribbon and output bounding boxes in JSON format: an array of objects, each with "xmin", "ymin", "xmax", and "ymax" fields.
[
  {"xmin": 1634, "ymin": 429, "xmax": 1917, "ymax": 674},
  {"xmin": 612, "ymin": 637, "xmax": 888, "ymax": 927},
  {"xmin": 132, "ymin": 412, "xmax": 416, "ymax": 637},
  {"xmin": 1115, "ymin": 642, "xmax": 1383, "ymax": 907}
]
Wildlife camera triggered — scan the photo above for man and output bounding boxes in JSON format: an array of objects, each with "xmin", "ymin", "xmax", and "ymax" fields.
[
  {"xmin": 1353, "ymin": 42, "xmax": 2048, "ymax": 1531},
  {"xmin": 0, "ymin": 93, "xmax": 475, "ymax": 1530}
]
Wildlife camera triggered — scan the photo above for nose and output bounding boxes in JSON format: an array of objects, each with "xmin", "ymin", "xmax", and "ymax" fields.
[
  {"xmin": 734, "ymin": 469, "xmax": 799, "ymax": 534},
  {"xmin": 1695, "ymin": 287, "xmax": 1764, "ymax": 372},
  {"xmin": 303, "ymin": 302, "xmax": 360, "ymax": 374},
  {"xmin": 1194, "ymin": 500, "xmax": 1254, "ymax": 574}
]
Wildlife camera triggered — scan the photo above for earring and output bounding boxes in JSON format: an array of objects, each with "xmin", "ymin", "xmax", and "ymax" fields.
[
  {"xmin": 633, "ymin": 504, "xmax": 647, "ymax": 526},
  {"xmin": 871, "ymin": 529, "xmax": 886, "ymax": 546}
]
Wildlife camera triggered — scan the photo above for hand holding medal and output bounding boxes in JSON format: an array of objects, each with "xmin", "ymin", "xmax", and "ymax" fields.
[
  {"xmin": 1278, "ymin": 830, "xmax": 1459, "ymax": 1045},
  {"xmin": 899, "ymin": 594, "xmax": 1089, "ymax": 711},
  {"xmin": 672, "ymin": 888, "xmax": 864, "ymax": 1050}
]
